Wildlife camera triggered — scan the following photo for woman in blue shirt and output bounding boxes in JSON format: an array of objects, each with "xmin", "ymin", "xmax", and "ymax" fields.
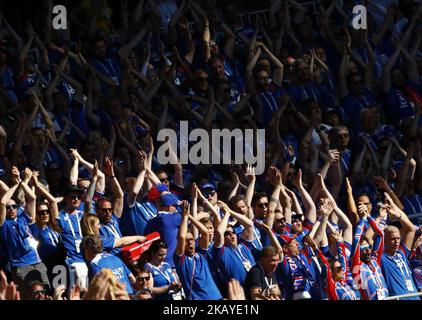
[
  {"xmin": 29, "ymin": 173, "xmax": 65, "ymax": 271},
  {"xmin": 144, "ymin": 240, "xmax": 183, "ymax": 300}
]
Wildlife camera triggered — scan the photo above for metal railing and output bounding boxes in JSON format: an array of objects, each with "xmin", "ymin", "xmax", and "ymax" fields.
[{"xmin": 383, "ymin": 292, "xmax": 422, "ymax": 300}]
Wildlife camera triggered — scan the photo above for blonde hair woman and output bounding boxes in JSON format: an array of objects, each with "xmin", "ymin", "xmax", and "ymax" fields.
[{"xmin": 81, "ymin": 214, "xmax": 147, "ymax": 251}]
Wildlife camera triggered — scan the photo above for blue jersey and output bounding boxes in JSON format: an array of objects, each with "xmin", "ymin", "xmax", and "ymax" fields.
[
  {"xmin": 145, "ymin": 262, "xmax": 177, "ymax": 300},
  {"xmin": 90, "ymin": 253, "xmax": 134, "ymax": 295},
  {"xmin": 402, "ymin": 194, "xmax": 422, "ymax": 225},
  {"xmin": 174, "ymin": 248, "xmax": 222, "ymax": 300},
  {"xmin": 212, "ymin": 243, "xmax": 256, "ymax": 285},
  {"xmin": 29, "ymin": 224, "xmax": 60, "ymax": 263},
  {"xmin": 383, "ymin": 83, "xmax": 417, "ymax": 126},
  {"xmin": 341, "ymin": 89, "xmax": 374, "ymax": 131},
  {"xmin": 0, "ymin": 220, "xmax": 40, "ymax": 267},
  {"xmin": 120, "ymin": 197, "xmax": 157, "ymax": 236},
  {"xmin": 145, "ymin": 211, "xmax": 181, "ymax": 268},
  {"xmin": 99, "ymin": 215, "xmax": 122, "ymax": 256},
  {"xmin": 381, "ymin": 246, "xmax": 420, "ymax": 300},
  {"xmin": 56, "ymin": 210, "xmax": 85, "ymax": 265}
]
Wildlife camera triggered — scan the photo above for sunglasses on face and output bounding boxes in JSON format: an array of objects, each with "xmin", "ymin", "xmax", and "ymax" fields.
[
  {"xmin": 38, "ymin": 210, "xmax": 50, "ymax": 215},
  {"xmin": 204, "ymin": 191, "xmax": 216, "ymax": 198},
  {"xmin": 159, "ymin": 177, "xmax": 169, "ymax": 183},
  {"xmin": 6, "ymin": 204, "xmax": 18, "ymax": 210},
  {"xmin": 224, "ymin": 231, "xmax": 235, "ymax": 237},
  {"xmin": 137, "ymin": 276, "xmax": 151, "ymax": 281},
  {"xmin": 334, "ymin": 266, "xmax": 343, "ymax": 272},
  {"xmin": 360, "ymin": 244, "xmax": 372, "ymax": 251},
  {"xmin": 257, "ymin": 203, "xmax": 269, "ymax": 209},
  {"xmin": 69, "ymin": 195, "xmax": 81, "ymax": 200},
  {"xmin": 100, "ymin": 208, "xmax": 113, "ymax": 213},
  {"xmin": 32, "ymin": 290, "xmax": 46, "ymax": 296}
]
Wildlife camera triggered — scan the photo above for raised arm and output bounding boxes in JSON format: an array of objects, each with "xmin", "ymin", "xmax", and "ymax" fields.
[
  {"xmin": 214, "ymin": 209, "xmax": 231, "ymax": 248},
  {"xmin": 0, "ymin": 168, "xmax": 21, "ymax": 226},
  {"xmin": 345, "ymin": 177, "xmax": 359, "ymax": 227},
  {"xmin": 188, "ymin": 214, "xmax": 209, "ymax": 250},
  {"xmin": 385, "ymin": 192, "xmax": 416, "ymax": 250},
  {"xmin": 219, "ymin": 201, "xmax": 254, "ymax": 242},
  {"xmin": 381, "ymin": 45, "xmax": 401, "ymax": 93},
  {"xmin": 32, "ymin": 171, "xmax": 59, "ymax": 219},
  {"xmin": 175, "ymin": 201, "xmax": 190, "ymax": 256},
  {"xmin": 127, "ymin": 151, "xmax": 147, "ymax": 208},
  {"xmin": 293, "ymin": 169, "xmax": 316, "ymax": 223},
  {"xmin": 84, "ymin": 161, "xmax": 98, "ymax": 215},
  {"xmin": 21, "ymin": 168, "xmax": 36, "ymax": 224},
  {"xmin": 103, "ymin": 157, "xmax": 124, "ymax": 218},
  {"xmin": 70, "ymin": 149, "xmax": 105, "ymax": 194}
]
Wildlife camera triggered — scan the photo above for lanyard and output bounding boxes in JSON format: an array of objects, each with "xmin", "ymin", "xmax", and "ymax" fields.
[
  {"xmin": 261, "ymin": 91, "xmax": 277, "ymax": 113},
  {"xmin": 264, "ymin": 275, "xmax": 273, "ymax": 288},
  {"xmin": 148, "ymin": 263, "xmax": 172, "ymax": 284},
  {"xmin": 104, "ymin": 223, "xmax": 121, "ymax": 239},
  {"xmin": 302, "ymin": 84, "xmax": 317, "ymax": 101},
  {"xmin": 46, "ymin": 227, "xmax": 59, "ymax": 246},
  {"xmin": 233, "ymin": 245, "xmax": 249, "ymax": 263},
  {"xmin": 189, "ymin": 255, "xmax": 197, "ymax": 300},
  {"xmin": 98, "ymin": 59, "xmax": 117, "ymax": 78},
  {"xmin": 65, "ymin": 212, "xmax": 82, "ymax": 240}
]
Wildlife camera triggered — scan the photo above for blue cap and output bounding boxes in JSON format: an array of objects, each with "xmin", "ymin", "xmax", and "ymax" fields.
[
  {"xmin": 160, "ymin": 193, "xmax": 179, "ymax": 207},
  {"xmin": 157, "ymin": 183, "xmax": 169, "ymax": 193},
  {"xmin": 200, "ymin": 183, "xmax": 215, "ymax": 191}
]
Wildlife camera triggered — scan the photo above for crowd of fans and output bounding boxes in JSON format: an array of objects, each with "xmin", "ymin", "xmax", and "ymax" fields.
[{"xmin": 0, "ymin": 0, "xmax": 422, "ymax": 300}]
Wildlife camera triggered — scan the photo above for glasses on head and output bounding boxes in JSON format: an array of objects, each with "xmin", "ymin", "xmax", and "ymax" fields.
[
  {"xmin": 6, "ymin": 204, "xmax": 18, "ymax": 210},
  {"xmin": 257, "ymin": 202, "xmax": 269, "ymax": 209},
  {"xmin": 224, "ymin": 231, "xmax": 235, "ymax": 237},
  {"xmin": 137, "ymin": 276, "xmax": 151, "ymax": 282},
  {"xmin": 100, "ymin": 208, "xmax": 113, "ymax": 213},
  {"xmin": 38, "ymin": 209, "xmax": 50, "ymax": 216}
]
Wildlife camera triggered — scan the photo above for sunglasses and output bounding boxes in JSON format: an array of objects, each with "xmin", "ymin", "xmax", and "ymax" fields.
[
  {"xmin": 334, "ymin": 266, "xmax": 343, "ymax": 272},
  {"xmin": 68, "ymin": 195, "xmax": 81, "ymax": 200},
  {"xmin": 32, "ymin": 290, "xmax": 46, "ymax": 296},
  {"xmin": 257, "ymin": 203, "xmax": 269, "ymax": 209},
  {"xmin": 224, "ymin": 231, "xmax": 235, "ymax": 237},
  {"xmin": 100, "ymin": 208, "xmax": 113, "ymax": 213},
  {"xmin": 38, "ymin": 210, "xmax": 50, "ymax": 215},
  {"xmin": 204, "ymin": 191, "xmax": 216, "ymax": 198},
  {"xmin": 159, "ymin": 177, "xmax": 169, "ymax": 183},
  {"xmin": 360, "ymin": 244, "xmax": 372, "ymax": 251},
  {"xmin": 6, "ymin": 204, "xmax": 18, "ymax": 210},
  {"xmin": 137, "ymin": 276, "xmax": 151, "ymax": 281}
]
